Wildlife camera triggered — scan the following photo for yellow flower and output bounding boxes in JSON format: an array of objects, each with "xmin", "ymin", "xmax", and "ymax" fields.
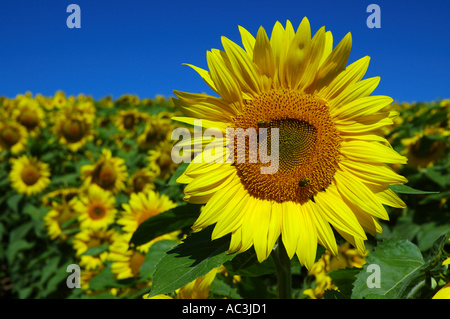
[
  {"xmin": 148, "ymin": 140, "xmax": 180, "ymax": 181},
  {"xmin": 74, "ymin": 184, "xmax": 117, "ymax": 230},
  {"xmin": 42, "ymin": 188, "xmax": 79, "ymax": 240},
  {"xmin": 53, "ymin": 111, "xmax": 94, "ymax": 152},
  {"xmin": 0, "ymin": 121, "xmax": 28, "ymax": 154},
  {"xmin": 127, "ymin": 168, "xmax": 156, "ymax": 194},
  {"xmin": 11, "ymin": 96, "xmax": 46, "ymax": 137},
  {"xmin": 401, "ymin": 126, "xmax": 449, "ymax": 169},
  {"xmin": 115, "ymin": 109, "xmax": 149, "ymax": 133},
  {"xmin": 9, "ymin": 155, "xmax": 51, "ymax": 196},
  {"xmin": 72, "ymin": 228, "xmax": 119, "ymax": 270},
  {"xmin": 173, "ymin": 19, "xmax": 407, "ymax": 267},
  {"xmin": 118, "ymin": 189, "xmax": 177, "ymax": 234},
  {"xmin": 303, "ymin": 242, "xmax": 367, "ymax": 299},
  {"xmin": 432, "ymin": 283, "xmax": 450, "ymax": 299},
  {"xmin": 80, "ymin": 149, "xmax": 128, "ymax": 194},
  {"xmin": 136, "ymin": 114, "xmax": 173, "ymax": 151},
  {"xmin": 108, "ymin": 232, "xmax": 150, "ymax": 280}
]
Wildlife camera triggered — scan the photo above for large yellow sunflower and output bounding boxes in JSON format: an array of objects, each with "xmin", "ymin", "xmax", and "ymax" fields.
[
  {"xmin": 74, "ymin": 184, "xmax": 118, "ymax": 230},
  {"xmin": 173, "ymin": 19, "xmax": 408, "ymax": 267},
  {"xmin": 9, "ymin": 155, "xmax": 51, "ymax": 196}
]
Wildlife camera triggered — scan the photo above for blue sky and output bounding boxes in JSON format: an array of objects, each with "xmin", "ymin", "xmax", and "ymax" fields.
[{"xmin": 0, "ymin": 0, "xmax": 449, "ymax": 103}]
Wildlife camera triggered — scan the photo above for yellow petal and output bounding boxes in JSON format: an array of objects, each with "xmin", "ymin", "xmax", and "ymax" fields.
[
  {"xmin": 254, "ymin": 26, "xmax": 275, "ymax": 81},
  {"xmin": 206, "ymin": 49, "xmax": 243, "ymax": 106},
  {"xmin": 221, "ymin": 36, "xmax": 261, "ymax": 95},
  {"xmin": 238, "ymin": 25, "xmax": 256, "ymax": 56},
  {"xmin": 339, "ymin": 160, "xmax": 408, "ymax": 185},
  {"xmin": 332, "ymin": 95, "xmax": 393, "ymax": 120},
  {"xmin": 296, "ymin": 204, "xmax": 317, "ymax": 270},
  {"xmin": 341, "ymin": 140, "xmax": 408, "ymax": 164},
  {"xmin": 281, "ymin": 201, "xmax": 301, "ymax": 258},
  {"xmin": 314, "ymin": 186, "xmax": 367, "ymax": 240}
]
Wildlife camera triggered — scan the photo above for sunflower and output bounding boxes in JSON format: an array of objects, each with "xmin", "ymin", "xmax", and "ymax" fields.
[
  {"xmin": 148, "ymin": 140, "xmax": 180, "ymax": 181},
  {"xmin": 10, "ymin": 96, "xmax": 46, "ymax": 137},
  {"xmin": 115, "ymin": 109, "xmax": 149, "ymax": 133},
  {"xmin": 117, "ymin": 189, "xmax": 177, "ymax": 234},
  {"xmin": 127, "ymin": 168, "xmax": 156, "ymax": 194},
  {"xmin": 72, "ymin": 228, "xmax": 119, "ymax": 270},
  {"xmin": 9, "ymin": 155, "xmax": 51, "ymax": 196},
  {"xmin": 42, "ymin": 188, "xmax": 79, "ymax": 240},
  {"xmin": 74, "ymin": 184, "xmax": 117, "ymax": 230},
  {"xmin": 136, "ymin": 114, "xmax": 173, "ymax": 151},
  {"xmin": 173, "ymin": 19, "xmax": 408, "ymax": 267},
  {"xmin": 0, "ymin": 121, "xmax": 28, "ymax": 155},
  {"xmin": 400, "ymin": 126, "xmax": 450, "ymax": 169},
  {"xmin": 53, "ymin": 110, "xmax": 95, "ymax": 152},
  {"xmin": 80, "ymin": 148, "xmax": 128, "ymax": 194}
]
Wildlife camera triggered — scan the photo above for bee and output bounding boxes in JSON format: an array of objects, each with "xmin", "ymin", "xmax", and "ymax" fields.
[
  {"xmin": 298, "ymin": 177, "xmax": 311, "ymax": 187},
  {"xmin": 257, "ymin": 120, "xmax": 268, "ymax": 128}
]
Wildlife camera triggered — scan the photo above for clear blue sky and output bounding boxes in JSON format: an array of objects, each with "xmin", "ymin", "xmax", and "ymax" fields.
[{"xmin": 0, "ymin": 0, "xmax": 449, "ymax": 103}]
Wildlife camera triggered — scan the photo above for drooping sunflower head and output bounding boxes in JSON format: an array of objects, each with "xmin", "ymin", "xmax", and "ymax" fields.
[
  {"xmin": 74, "ymin": 183, "xmax": 118, "ymax": 230},
  {"xmin": 80, "ymin": 149, "xmax": 128, "ymax": 194},
  {"xmin": 9, "ymin": 155, "xmax": 51, "ymax": 196},
  {"xmin": 173, "ymin": 19, "xmax": 408, "ymax": 267}
]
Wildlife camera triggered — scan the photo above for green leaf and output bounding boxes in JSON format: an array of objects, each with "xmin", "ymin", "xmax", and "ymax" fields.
[
  {"xmin": 224, "ymin": 248, "xmax": 276, "ymax": 277},
  {"xmin": 352, "ymin": 239, "xmax": 426, "ymax": 299},
  {"xmin": 81, "ymin": 244, "xmax": 110, "ymax": 256},
  {"xmin": 327, "ymin": 267, "xmax": 361, "ymax": 298},
  {"xmin": 167, "ymin": 162, "xmax": 189, "ymax": 186},
  {"xmin": 130, "ymin": 203, "xmax": 201, "ymax": 246},
  {"xmin": 147, "ymin": 225, "xmax": 237, "ymax": 298},
  {"xmin": 388, "ymin": 184, "xmax": 439, "ymax": 195},
  {"xmin": 138, "ymin": 239, "xmax": 178, "ymax": 280},
  {"xmin": 6, "ymin": 193, "xmax": 23, "ymax": 213}
]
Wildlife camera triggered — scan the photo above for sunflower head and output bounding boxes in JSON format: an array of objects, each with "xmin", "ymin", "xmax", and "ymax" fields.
[
  {"xmin": 74, "ymin": 184, "xmax": 117, "ymax": 230},
  {"xmin": 173, "ymin": 18, "xmax": 408, "ymax": 266},
  {"xmin": 81, "ymin": 149, "xmax": 128, "ymax": 194},
  {"xmin": 9, "ymin": 155, "xmax": 51, "ymax": 196},
  {"xmin": 0, "ymin": 121, "xmax": 28, "ymax": 154}
]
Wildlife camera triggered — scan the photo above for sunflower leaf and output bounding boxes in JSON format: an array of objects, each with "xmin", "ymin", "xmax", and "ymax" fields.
[
  {"xmin": 351, "ymin": 239, "xmax": 427, "ymax": 299},
  {"xmin": 147, "ymin": 225, "xmax": 237, "ymax": 298},
  {"xmin": 130, "ymin": 203, "xmax": 201, "ymax": 246},
  {"xmin": 387, "ymin": 184, "xmax": 439, "ymax": 195}
]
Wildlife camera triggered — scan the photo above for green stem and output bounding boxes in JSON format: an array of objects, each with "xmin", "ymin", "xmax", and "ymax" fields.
[{"xmin": 272, "ymin": 238, "xmax": 292, "ymax": 299}]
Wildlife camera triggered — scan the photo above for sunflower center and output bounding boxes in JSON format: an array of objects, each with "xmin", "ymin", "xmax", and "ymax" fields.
[
  {"xmin": 89, "ymin": 205, "xmax": 106, "ymax": 220},
  {"xmin": 1, "ymin": 127, "xmax": 20, "ymax": 147},
  {"xmin": 232, "ymin": 89, "xmax": 342, "ymax": 204},
  {"xmin": 133, "ymin": 176, "xmax": 147, "ymax": 192},
  {"xmin": 20, "ymin": 165, "xmax": 40, "ymax": 186},
  {"xmin": 97, "ymin": 163, "xmax": 117, "ymax": 188},
  {"xmin": 19, "ymin": 110, "xmax": 38, "ymax": 130},
  {"xmin": 123, "ymin": 115, "xmax": 136, "ymax": 129},
  {"xmin": 62, "ymin": 119, "xmax": 85, "ymax": 143}
]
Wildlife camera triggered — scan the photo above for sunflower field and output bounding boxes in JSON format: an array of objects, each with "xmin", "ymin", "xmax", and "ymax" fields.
[{"xmin": 0, "ymin": 89, "xmax": 448, "ymax": 300}]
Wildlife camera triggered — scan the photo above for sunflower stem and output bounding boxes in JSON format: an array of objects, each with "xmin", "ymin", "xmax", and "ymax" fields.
[{"xmin": 272, "ymin": 238, "xmax": 292, "ymax": 299}]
